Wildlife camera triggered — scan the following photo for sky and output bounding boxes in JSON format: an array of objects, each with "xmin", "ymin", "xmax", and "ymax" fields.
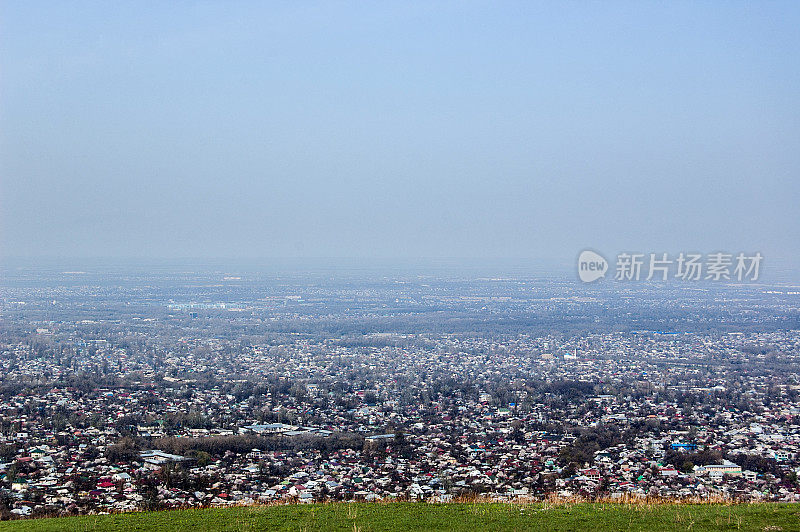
[{"xmin": 1, "ymin": 2, "xmax": 799, "ymax": 265}]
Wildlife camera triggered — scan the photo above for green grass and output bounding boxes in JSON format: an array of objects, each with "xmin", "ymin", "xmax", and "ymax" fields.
[{"xmin": 0, "ymin": 502, "xmax": 798, "ymax": 531}]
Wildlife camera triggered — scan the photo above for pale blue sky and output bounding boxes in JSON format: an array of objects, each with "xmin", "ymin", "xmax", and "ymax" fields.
[{"xmin": 1, "ymin": 2, "xmax": 798, "ymax": 262}]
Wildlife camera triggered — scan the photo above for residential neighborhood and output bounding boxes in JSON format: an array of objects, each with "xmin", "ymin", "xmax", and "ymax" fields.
[{"xmin": 1, "ymin": 269, "xmax": 799, "ymax": 517}]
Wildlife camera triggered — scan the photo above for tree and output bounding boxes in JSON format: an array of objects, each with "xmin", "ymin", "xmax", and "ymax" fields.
[{"xmin": 106, "ymin": 437, "xmax": 141, "ymax": 463}]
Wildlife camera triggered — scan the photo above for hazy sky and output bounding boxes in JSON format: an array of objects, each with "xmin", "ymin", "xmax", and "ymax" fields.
[{"xmin": 1, "ymin": 2, "xmax": 798, "ymax": 262}]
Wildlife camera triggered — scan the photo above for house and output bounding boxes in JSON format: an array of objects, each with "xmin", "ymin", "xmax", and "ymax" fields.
[
  {"xmin": 365, "ymin": 434, "xmax": 396, "ymax": 442},
  {"xmin": 772, "ymin": 450, "xmax": 790, "ymax": 462},
  {"xmin": 140, "ymin": 450, "xmax": 190, "ymax": 467},
  {"xmin": 242, "ymin": 423, "xmax": 297, "ymax": 434},
  {"xmin": 29, "ymin": 448, "xmax": 47, "ymax": 459},
  {"xmin": 696, "ymin": 460, "xmax": 742, "ymax": 479}
]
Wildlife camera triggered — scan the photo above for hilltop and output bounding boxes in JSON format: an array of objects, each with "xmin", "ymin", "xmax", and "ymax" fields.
[{"xmin": 0, "ymin": 502, "xmax": 799, "ymax": 532}]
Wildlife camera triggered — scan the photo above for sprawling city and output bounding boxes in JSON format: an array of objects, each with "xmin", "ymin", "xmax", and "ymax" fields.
[
  {"xmin": 0, "ymin": 264, "xmax": 798, "ymax": 518},
  {"xmin": 3, "ymin": 1, "xmax": 800, "ymax": 529}
]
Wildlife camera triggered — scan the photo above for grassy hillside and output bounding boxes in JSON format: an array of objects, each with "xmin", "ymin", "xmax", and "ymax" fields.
[{"xmin": 0, "ymin": 502, "xmax": 798, "ymax": 532}]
